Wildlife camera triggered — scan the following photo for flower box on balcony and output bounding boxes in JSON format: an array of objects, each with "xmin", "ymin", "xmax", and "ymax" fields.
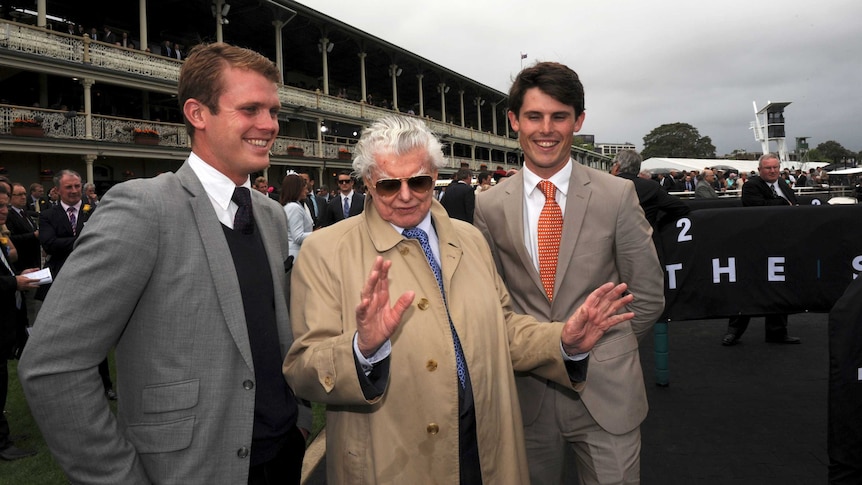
[
  {"xmin": 11, "ymin": 126, "xmax": 45, "ymax": 137},
  {"xmin": 337, "ymin": 150, "xmax": 352, "ymax": 160},
  {"xmin": 133, "ymin": 134, "xmax": 160, "ymax": 145},
  {"xmin": 133, "ymin": 129, "xmax": 160, "ymax": 145},
  {"xmin": 287, "ymin": 147, "xmax": 304, "ymax": 157}
]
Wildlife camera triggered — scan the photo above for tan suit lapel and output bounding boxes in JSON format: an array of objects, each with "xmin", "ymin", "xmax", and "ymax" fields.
[
  {"xmin": 178, "ymin": 164, "xmax": 254, "ymax": 372},
  {"xmin": 556, "ymin": 164, "xmax": 591, "ymax": 302},
  {"xmin": 502, "ymin": 172, "xmax": 546, "ymax": 300}
]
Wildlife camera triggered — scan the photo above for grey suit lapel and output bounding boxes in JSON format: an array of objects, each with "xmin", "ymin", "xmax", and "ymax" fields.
[{"xmin": 176, "ymin": 163, "xmax": 255, "ymax": 371}]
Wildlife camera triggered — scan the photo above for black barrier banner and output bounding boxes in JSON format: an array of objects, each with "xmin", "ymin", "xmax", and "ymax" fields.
[{"xmin": 656, "ymin": 205, "xmax": 862, "ymax": 321}]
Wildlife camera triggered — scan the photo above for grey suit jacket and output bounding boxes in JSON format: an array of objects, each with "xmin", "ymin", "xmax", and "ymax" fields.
[
  {"xmin": 474, "ymin": 162, "xmax": 665, "ymax": 435},
  {"xmin": 19, "ymin": 161, "xmax": 309, "ymax": 484}
]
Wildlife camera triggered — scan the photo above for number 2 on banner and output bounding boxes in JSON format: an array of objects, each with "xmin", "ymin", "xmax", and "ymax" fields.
[{"xmin": 676, "ymin": 218, "xmax": 692, "ymax": 242}]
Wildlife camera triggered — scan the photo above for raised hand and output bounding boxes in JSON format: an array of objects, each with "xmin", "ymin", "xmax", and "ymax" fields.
[
  {"xmin": 355, "ymin": 256, "xmax": 415, "ymax": 357},
  {"xmin": 561, "ymin": 282, "xmax": 635, "ymax": 355}
]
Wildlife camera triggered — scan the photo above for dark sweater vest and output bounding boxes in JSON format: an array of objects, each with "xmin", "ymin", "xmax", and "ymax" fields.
[{"xmin": 222, "ymin": 223, "xmax": 297, "ymax": 466}]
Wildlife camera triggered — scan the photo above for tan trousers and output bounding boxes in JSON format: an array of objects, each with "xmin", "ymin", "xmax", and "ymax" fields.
[{"xmin": 523, "ymin": 383, "xmax": 641, "ymax": 485}]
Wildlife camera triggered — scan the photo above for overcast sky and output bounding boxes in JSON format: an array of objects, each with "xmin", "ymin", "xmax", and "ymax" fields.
[{"xmin": 298, "ymin": 0, "xmax": 861, "ymax": 156}]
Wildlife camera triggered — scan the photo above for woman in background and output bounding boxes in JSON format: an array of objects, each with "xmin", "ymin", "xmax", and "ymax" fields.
[{"xmin": 279, "ymin": 172, "xmax": 313, "ymax": 261}]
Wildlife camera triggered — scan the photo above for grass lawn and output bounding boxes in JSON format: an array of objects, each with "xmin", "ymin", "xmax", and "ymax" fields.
[{"xmin": 3, "ymin": 356, "xmax": 326, "ymax": 483}]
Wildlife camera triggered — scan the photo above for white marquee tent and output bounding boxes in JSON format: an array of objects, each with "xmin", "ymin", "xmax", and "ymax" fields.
[{"xmin": 641, "ymin": 157, "xmax": 828, "ymax": 174}]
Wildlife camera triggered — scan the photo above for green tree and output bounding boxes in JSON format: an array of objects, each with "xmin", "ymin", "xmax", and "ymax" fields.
[
  {"xmin": 815, "ymin": 140, "xmax": 852, "ymax": 164},
  {"xmin": 641, "ymin": 122, "xmax": 716, "ymax": 159}
]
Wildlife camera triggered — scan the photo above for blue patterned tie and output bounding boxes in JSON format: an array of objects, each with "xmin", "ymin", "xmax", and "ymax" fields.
[
  {"xmin": 403, "ymin": 227, "xmax": 467, "ymax": 389},
  {"xmin": 343, "ymin": 196, "xmax": 350, "ymax": 219}
]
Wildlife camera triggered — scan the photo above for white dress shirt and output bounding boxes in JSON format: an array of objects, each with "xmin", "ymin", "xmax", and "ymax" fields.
[
  {"xmin": 187, "ymin": 152, "xmax": 251, "ymax": 229},
  {"xmin": 521, "ymin": 160, "xmax": 572, "ymax": 274}
]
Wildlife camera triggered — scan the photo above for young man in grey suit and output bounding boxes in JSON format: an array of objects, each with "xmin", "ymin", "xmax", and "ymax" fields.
[
  {"xmin": 19, "ymin": 43, "xmax": 310, "ymax": 485},
  {"xmin": 474, "ymin": 62, "xmax": 665, "ymax": 484}
]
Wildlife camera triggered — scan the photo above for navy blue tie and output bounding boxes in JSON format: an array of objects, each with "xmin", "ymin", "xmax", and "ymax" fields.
[
  {"xmin": 231, "ymin": 187, "xmax": 254, "ymax": 235},
  {"xmin": 403, "ymin": 227, "xmax": 467, "ymax": 389},
  {"xmin": 343, "ymin": 196, "xmax": 350, "ymax": 219}
]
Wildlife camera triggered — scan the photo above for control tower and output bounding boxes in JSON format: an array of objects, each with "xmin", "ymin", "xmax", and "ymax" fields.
[{"xmin": 750, "ymin": 101, "xmax": 791, "ymax": 163}]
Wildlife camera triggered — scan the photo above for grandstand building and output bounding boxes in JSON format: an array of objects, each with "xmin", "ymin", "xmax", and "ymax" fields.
[{"xmin": 0, "ymin": 0, "xmax": 610, "ymax": 190}]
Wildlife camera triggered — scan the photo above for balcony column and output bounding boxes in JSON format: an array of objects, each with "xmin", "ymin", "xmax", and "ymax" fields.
[
  {"xmin": 358, "ymin": 52, "xmax": 367, "ymax": 102},
  {"xmin": 81, "ymin": 78, "xmax": 95, "ymax": 140},
  {"xmin": 417, "ymin": 74, "xmax": 424, "ymax": 117},
  {"xmin": 389, "ymin": 64, "xmax": 399, "ymax": 111},
  {"xmin": 36, "ymin": 0, "xmax": 47, "ymax": 27},
  {"xmin": 437, "ymin": 83, "xmax": 447, "ymax": 123},
  {"xmin": 215, "ymin": 0, "xmax": 225, "ymax": 43},
  {"xmin": 474, "ymin": 97, "xmax": 483, "ymax": 132},
  {"xmin": 459, "ymin": 90, "xmax": 465, "ymax": 127},
  {"xmin": 139, "ymin": 0, "xmax": 148, "ymax": 49},
  {"xmin": 491, "ymin": 101, "xmax": 500, "ymax": 135},
  {"xmin": 273, "ymin": 20, "xmax": 285, "ymax": 77},
  {"xmin": 83, "ymin": 154, "xmax": 97, "ymax": 185},
  {"xmin": 320, "ymin": 37, "xmax": 331, "ymax": 95}
]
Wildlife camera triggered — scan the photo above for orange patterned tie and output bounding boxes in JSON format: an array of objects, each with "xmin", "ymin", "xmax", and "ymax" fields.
[{"xmin": 537, "ymin": 181, "xmax": 562, "ymax": 301}]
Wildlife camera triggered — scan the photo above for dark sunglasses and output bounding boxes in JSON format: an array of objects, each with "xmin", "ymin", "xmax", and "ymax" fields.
[
  {"xmin": 337, "ymin": 179, "xmax": 353, "ymax": 184},
  {"xmin": 374, "ymin": 175, "xmax": 434, "ymax": 197}
]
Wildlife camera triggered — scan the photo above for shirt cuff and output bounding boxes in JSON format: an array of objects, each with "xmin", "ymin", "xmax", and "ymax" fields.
[
  {"xmin": 560, "ymin": 341, "xmax": 589, "ymax": 361},
  {"xmin": 354, "ymin": 333, "xmax": 392, "ymax": 375}
]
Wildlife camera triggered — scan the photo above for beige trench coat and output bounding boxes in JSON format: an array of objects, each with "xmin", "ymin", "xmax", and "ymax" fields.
[{"xmin": 285, "ymin": 199, "xmax": 575, "ymax": 484}]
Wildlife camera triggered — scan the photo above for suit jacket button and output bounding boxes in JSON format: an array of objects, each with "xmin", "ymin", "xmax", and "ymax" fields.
[
  {"xmin": 242, "ymin": 380, "xmax": 254, "ymax": 390},
  {"xmin": 426, "ymin": 423, "xmax": 439, "ymax": 435},
  {"xmin": 426, "ymin": 360, "xmax": 438, "ymax": 371},
  {"xmin": 417, "ymin": 298, "xmax": 429, "ymax": 310},
  {"xmin": 237, "ymin": 447, "xmax": 249, "ymax": 458}
]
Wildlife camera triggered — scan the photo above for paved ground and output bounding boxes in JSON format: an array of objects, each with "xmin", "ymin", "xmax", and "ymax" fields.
[
  {"xmin": 303, "ymin": 313, "xmax": 829, "ymax": 484},
  {"xmin": 640, "ymin": 313, "xmax": 828, "ymax": 485}
]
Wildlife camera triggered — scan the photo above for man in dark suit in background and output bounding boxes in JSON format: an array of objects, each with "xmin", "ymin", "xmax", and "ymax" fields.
[
  {"xmin": 36, "ymin": 170, "xmax": 116, "ymax": 399},
  {"xmin": 722, "ymin": 153, "xmax": 800, "ymax": 346},
  {"xmin": 0, "ymin": 184, "xmax": 39, "ymax": 461},
  {"xmin": 161, "ymin": 39, "xmax": 173, "ymax": 57},
  {"xmin": 26, "ymin": 183, "xmax": 49, "ymax": 215},
  {"xmin": 440, "ymin": 167, "xmax": 475, "ymax": 223},
  {"xmin": 321, "ymin": 170, "xmax": 364, "ymax": 227},
  {"xmin": 37, "ymin": 170, "xmax": 89, "ymax": 299},
  {"xmin": 102, "ymin": 26, "xmax": 116, "ymax": 45},
  {"xmin": 611, "ymin": 150, "xmax": 689, "ymax": 228},
  {"xmin": 299, "ymin": 172, "xmax": 326, "ymax": 229},
  {"xmin": 7, "ymin": 182, "xmax": 42, "ymax": 325}
]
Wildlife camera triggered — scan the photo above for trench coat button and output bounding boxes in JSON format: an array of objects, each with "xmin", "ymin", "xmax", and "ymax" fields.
[
  {"xmin": 417, "ymin": 298, "xmax": 429, "ymax": 310},
  {"xmin": 242, "ymin": 380, "xmax": 254, "ymax": 390},
  {"xmin": 399, "ymin": 247, "xmax": 409, "ymax": 255},
  {"xmin": 324, "ymin": 376, "xmax": 333, "ymax": 387},
  {"xmin": 237, "ymin": 447, "xmax": 249, "ymax": 458},
  {"xmin": 426, "ymin": 423, "xmax": 439, "ymax": 435},
  {"xmin": 426, "ymin": 360, "xmax": 438, "ymax": 371}
]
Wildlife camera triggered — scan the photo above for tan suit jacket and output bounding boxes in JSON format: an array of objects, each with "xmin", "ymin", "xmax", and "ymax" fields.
[
  {"xmin": 285, "ymin": 198, "xmax": 576, "ymax": 484},
  {"xmin": 474, "ymin": 162, "xmax": 664, "ymax": 434}
]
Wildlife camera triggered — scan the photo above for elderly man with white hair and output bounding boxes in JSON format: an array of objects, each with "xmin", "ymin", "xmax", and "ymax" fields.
[{"xmin": 284, "ymin": 114, "xmax": 634, "ymax": 484}]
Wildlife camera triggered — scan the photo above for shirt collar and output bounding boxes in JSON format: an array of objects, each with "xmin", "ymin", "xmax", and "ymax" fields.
[
  {"xmin": 60, "ymin": 200, "xmax": 82, "ymax": 212},
  {"xmin": 392, "ymin": 211, "xmax": 433, "ymax": 236},
  {"xmin": 522, "ymin": 159, "xmax": 572, "ymax": 198},
  {"xmin": 187, "ymin": 152, "xmax": 251, "ymax": 210}
]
